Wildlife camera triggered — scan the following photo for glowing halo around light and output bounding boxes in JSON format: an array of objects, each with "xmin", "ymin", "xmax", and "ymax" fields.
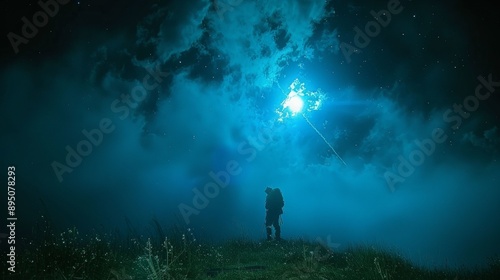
[
  {"xmin": 284, "ymin": 94, "xmax": 304, "ymax": 114},
  {"xmin": 274, "ymin": 78, "xmax": 347, "ymax": 166},
  {"xmin": 276, "ymin": 78, "xmax": 325, "ymax": 121}
]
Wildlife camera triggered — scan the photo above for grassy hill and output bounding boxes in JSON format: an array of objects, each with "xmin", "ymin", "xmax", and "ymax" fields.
[{"xmin": 2, "ymin": 219, "xmax": 499, "ymax": 279}]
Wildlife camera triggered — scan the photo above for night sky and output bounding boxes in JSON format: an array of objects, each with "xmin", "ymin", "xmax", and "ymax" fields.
[{"xmin": 1, "ymin": 0, "xmax": 500, "ymax": 269}]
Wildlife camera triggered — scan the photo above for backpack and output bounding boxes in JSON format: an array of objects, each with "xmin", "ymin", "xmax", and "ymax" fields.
[
  {"xmin": 266, "ymin": 188, "xmax": 285, "ymax": 213},
  {"xmin": 274, "ymin": 188, "xmax": 284, "ymax": 209},
  {"xmin": 272, "ymin": 188, "xmax": 285, "ymax": 214}
]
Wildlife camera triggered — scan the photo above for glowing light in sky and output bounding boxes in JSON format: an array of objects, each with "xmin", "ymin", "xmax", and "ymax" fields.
[
  {"xmin": 275, "ymin": 78, "xmax": 347, "ymax": 166},
  {"xmin": 284, "ymin": 92, "xmax": 304, "ymax": 114},
  {"xmin": 276, "ymin": 78, "xmax": 323, "ymax": 121}
]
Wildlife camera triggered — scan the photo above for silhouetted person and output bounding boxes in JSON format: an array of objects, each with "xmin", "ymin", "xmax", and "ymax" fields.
[{"xmin": 265, "ymin": 186, "xmax": 284, "ymax": 241}]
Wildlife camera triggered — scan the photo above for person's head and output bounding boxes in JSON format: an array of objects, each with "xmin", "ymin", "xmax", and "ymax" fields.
[{"xmin": 265, "ymin": 187, "xmax": 273, "ymax": 194}]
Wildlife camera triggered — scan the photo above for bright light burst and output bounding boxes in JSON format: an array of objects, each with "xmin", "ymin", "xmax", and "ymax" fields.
[
  {"xmin": 275, "ymin": 78, "xmax": 347, "ymax": 166},
  {"xmin": 276, "ymin": 78, "xmax": 324, "ymax": 121},
  {"xmin": 284, "ymin": 92, "xmax": 304, "ymax": 114}
]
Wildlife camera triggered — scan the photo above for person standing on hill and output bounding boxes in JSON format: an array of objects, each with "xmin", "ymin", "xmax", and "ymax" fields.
[{"xmin": 265, "ymin": 186, "xmax": 284, "ymax": 241}]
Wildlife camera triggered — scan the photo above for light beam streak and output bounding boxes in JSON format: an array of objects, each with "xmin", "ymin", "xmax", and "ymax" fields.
[
  {"xmin": 275, "ymin": 80, "xmax": 347, "ymax": 166},
  {"xmin": 301, "ymin": 113, "xmax": 347, "ymax": 166}
]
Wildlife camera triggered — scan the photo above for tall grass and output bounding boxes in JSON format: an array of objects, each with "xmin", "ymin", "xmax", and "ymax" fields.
[{"xmin": 1, "ymin": 216, "xmax": 499, "ymax": 279}]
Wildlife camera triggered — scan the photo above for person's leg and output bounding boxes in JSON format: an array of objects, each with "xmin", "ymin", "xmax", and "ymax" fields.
[
  {"xmin": 273, "ymin": 214, "xmax": 281, "ymax": 240},
  {"xmin": 265, "ymin": 213, "xmax": 273, "ymax": 241}
]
